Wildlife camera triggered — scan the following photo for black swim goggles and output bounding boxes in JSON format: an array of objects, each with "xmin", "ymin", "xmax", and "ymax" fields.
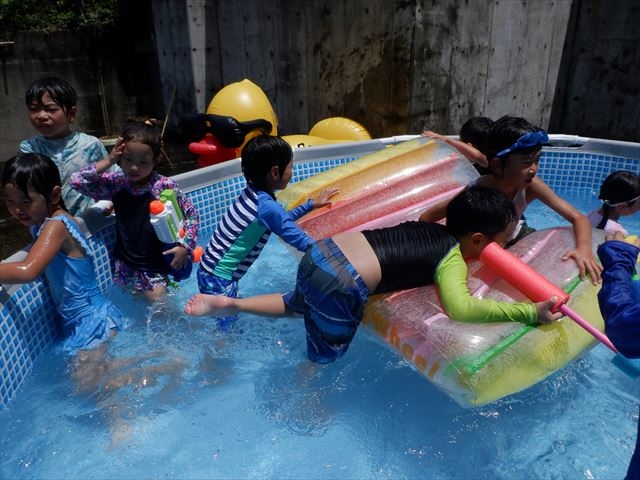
[{"xmin": 495, "ymin": 130, "xmax": 549, "ymax": 158}]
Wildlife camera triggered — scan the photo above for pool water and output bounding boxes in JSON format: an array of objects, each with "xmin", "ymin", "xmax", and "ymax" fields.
[{"xmin": 0, "ymin": 191, "xmax": 638, "ymax": 479}]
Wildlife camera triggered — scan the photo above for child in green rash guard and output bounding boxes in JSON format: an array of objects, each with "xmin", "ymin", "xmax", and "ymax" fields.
[{"xmin": 185, "ymin": 185, "xmax": 562, "ymax": 364}]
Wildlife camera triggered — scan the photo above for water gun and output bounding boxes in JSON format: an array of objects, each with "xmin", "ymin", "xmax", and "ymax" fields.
[
  {"xmin": 480, "ymin": 241, "xmax": 640, "ymax": 377},
  {"xmin": 479, "ymin": 242, "xmax": 618, "ymax": 351},
  {"xmin": 149, "ymin": 189, "xmax": 203, "ymax": 281}
]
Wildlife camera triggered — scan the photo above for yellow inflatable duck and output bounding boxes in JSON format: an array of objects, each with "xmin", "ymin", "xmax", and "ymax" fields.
[{"xmin": 183, "ymin": 79, "xmax": 371, "ymax": 167}]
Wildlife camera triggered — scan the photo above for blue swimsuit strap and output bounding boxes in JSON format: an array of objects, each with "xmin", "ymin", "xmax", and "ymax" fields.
[{"xmin": 45, "ymin": 215, "xmax": 95, "ymax": 263}]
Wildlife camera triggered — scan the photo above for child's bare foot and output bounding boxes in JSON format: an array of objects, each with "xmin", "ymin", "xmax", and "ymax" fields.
[{"xmin": 184, "ymin": 294, "xmax": 236, "ymax": 316}]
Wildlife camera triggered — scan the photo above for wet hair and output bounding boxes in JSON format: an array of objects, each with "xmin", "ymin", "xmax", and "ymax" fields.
[
  {"xmin": 460, "ymin": 116, "xmax": 493, "ymax": 156},
  {"xmin": 1, "ymin": 153, "xmax": 68, "ymax": 211},
  {"xmin": 25, "ymin": 77, "xmax": 77, "ymax": 115},
  {"xmin": 596, "ymin": 170, "xmax": 640, "ymax": 229},
  {"xmin": 241, "ymin": 135, "xmax": 293, "ymax": 193},
  {"xmin": 486, "ymin": 116, "xmax": 545, "ymax": 169},
  {"xmin": 121, "ymin": 121, "xmax": 162, "ymax": 159},
  {"xmin": 446, "ymin": 185, "xmax": 517, "ymax": 239}
]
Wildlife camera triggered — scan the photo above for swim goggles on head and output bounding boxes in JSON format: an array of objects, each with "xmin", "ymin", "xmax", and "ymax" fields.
[
  {"xmin": 603, "ymin": 193, "xmax": 640, "ymax": 207},
  {"xmin": 495, "ymin": 130, "xmax": 549, "ymax": 158}
]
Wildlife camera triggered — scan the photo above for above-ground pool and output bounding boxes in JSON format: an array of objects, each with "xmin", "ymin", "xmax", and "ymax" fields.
[{"xmin": 0, "ymin": 135, "xmax": 638, "ymax": 479}]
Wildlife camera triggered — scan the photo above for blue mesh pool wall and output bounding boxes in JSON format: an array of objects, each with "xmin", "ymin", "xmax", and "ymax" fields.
[{"xmin": 1, "ymin": 136, "xmax": 638, "ymax": 409}]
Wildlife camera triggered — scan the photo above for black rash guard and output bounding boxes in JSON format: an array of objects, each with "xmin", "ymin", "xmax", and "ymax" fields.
[
  {"xmin": 112, "ymin": 189, "xmax": 168, "ymax": 273},
  {"xmin": 361, "ymin": 221, "xmax": 457, "ymax": 294}
]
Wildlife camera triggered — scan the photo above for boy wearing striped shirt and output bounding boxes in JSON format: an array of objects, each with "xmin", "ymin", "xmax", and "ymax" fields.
[{"xmin": 197, "ymin": 135, "xmax": 336, "ymax": 325}]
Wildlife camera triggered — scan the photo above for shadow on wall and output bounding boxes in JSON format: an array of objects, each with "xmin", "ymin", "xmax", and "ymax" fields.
[{"xmin": 549, "ymin": 0, "xmax": 640, "ymax": 140}]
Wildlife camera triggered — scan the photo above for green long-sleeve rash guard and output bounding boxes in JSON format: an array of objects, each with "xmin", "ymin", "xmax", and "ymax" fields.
[{"xmin": 434, "ymin": 245, "xmax": 538, "ymax": 324}]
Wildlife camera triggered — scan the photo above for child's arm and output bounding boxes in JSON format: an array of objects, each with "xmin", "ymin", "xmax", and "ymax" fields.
[
  {"xmin": 528, "ymin": 178, "xmax": 602, "ymax": 283},
  {"xmin": 310, "ymin": 187, "xmax": 339, "ymax": 209},
  {"xmin": 286, "ymin": 188, "xmax": 338, "ymax": 222},
  {"xmin": 422, "ymin": 131, "xmax": 488, "ymax": 167},
  {"xmin": 91, "ymin": 137, "xmax": 124, "ymax": 175},
  {"xmin": 259, "ymin": 194, "xmax": 314, "ymax": 252},
  {"xmin": 418, "ymin": 198, "xmax": 450, "ymax": 223},
  {"xmin": 597, "ymin": 237, "xmax": 640, "ymax": 358},
  {"xmin": 435, "ymin": 246, "xmax": 562, "ymax": 324},
  {"xmin": 0, "ymin": 221, "xmax": 69, "ymax": 283},
  {"xmin": 69, "ymin": 140, "xmax": 125, "ymax": 200},
  {"xmin": 184, "ymin": 292, "xmax": 290, "ymax": 318}
]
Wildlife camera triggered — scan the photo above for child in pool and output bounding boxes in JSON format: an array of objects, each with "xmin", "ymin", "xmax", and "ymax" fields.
[
  {"xmin": 196, "ymin": 134, "xmax": 337, "ymax": 318},
  {"xmin": 597, "ymin": 231, "xmax": 640, "ymax": 480},
  {"xmin": 70, "ymin": 121, "xmax": 199, "ymax": 301},
  {"xmin": 588, "ymin": 171, "xmax": 640, "ymax": 236},
  {"xmin": 419, "ymin": 115, "xmax": 601, "ymax": 284},
  {"xmin": 0, "ymin": 153, "xmax": 127, "ymax": 352},
  {"xmin": 422, "ymin": 116, "xmax": 493, "ymax": 169},
  {"xmin": 19, "ymin": 77, "xmax": 114, "ymax": 215},
  {"xmin": 185, "ymin": 185, "xmax": 562, "ymax": 364}
]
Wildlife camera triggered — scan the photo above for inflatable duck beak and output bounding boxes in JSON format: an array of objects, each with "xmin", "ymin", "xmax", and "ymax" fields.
[{"xmin": 181, "ymin": 113, "xmax": 272, "ymax": 148}]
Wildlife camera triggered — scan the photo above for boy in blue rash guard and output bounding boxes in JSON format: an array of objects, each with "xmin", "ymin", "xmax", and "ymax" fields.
[
  {"xmin": 597, "ymin": 232, "xmax": 640, "ymax": 480},
  {"xmin": 197, "ymin": 135, "xmax": 337, "ymax": 320},
  {"xmin": 20, "ymin": 77, "xmax": 114, "ymax": 216},
  {"xmin": 185, "ymin": 185, "xmax": 562, "ymax": 363}
]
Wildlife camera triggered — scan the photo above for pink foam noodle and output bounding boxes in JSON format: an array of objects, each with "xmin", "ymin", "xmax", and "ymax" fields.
[
  {"xmin": 479, "ymin": 242, "xmax": 569, "ymax": 310},
  {"xmin": 480, "ymin": 241, "xmax": 619, "ymax": 353},
  {"xmin": 472, "ymin": 229, "xmax": 558, "ymax": 298}
]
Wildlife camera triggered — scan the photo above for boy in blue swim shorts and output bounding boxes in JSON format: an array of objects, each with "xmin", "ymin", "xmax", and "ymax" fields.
[
  {"xmin": 285, "ymin": 238, "xmax": 370, "ymax": 362},
  {"xmin": 184, "ymin": 185, "xmax": 562, "ymax": 363}
]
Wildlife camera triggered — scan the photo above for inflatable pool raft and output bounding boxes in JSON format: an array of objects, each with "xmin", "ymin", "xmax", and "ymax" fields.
[
  {"xmin": 363, "ymin": 227, "xmax": 604, "ymax": 406},
  {"xmin": 278, "ymin": 137, "xmax": 479, "ymax": 239},
  {"xmin": 282, "ymin": 138, "xmax": 606, "ymax": 406}
]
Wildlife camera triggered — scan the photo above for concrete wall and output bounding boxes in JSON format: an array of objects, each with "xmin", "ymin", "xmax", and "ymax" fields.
[
  {"xmin": 0, "ymin": 1, "xmax": 163, "ymax": 162},
  {"xmin": 152, "ymin": 0, "xmax": 574, "ymax": 138},
  {"xmin": 0, "ymin": 0, "xmax": 638, "ymax": 162},
  {"xmin": 0, "ymin": 31, "xmax": 125, "ymax": 161},
  {"xmin": 549, "ymin": 0, "xmax": 640, "ymax": 140}
]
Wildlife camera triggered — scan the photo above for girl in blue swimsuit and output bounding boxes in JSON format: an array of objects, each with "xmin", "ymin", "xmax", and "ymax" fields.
[{"xmin": 0, "ymin": 152, "xmax": 127, "ymax": 352}]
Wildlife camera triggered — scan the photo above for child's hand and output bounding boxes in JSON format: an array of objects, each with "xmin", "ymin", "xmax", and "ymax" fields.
[
  {"xmin": 312, "ymin": 187, "xmax": 339, "ymax": 208},
  {"xmin": 605, "ymin": 231, "xmax": 627, "ymax": 242},
  {"xmin": 535, "ymin": 296, "xmax": 564, "ymax": 324},
  {"xmin": 562, "ymin": 247, "xmax": 602, "ymax": 284},
  {"xmin": 605, "ymin": 231, "xmax": 640, "ymax": 247},
  {"xmin": 421, "ymin": 131, "xmax": 445, "ymax": 141},
  {"xmin": 164, "ymin": 245, "xmax": 189, "ymax": 269},
  {"xmin": 108, "ymin": 137, "xmax": 125, "ymax": 165}
]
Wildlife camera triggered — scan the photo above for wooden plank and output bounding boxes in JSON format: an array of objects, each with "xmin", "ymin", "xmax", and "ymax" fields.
[
  {"xmin": 300, "ymin": 0, "xmax": 413, "ymax": 137},
  {"xmin": 151, "ymin": 0, "xmax": 195, "ymax": 129},
  {"xmin": 187, "ymin": 0, "xmax": 208, "ymax": 112},
  {"xmin": 411, "ymin": 0, "xmax": 458, "ymax": 134},
  {"xmin": 276, "ymin": 0, "xmax": 308, "ymax": 135}
]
